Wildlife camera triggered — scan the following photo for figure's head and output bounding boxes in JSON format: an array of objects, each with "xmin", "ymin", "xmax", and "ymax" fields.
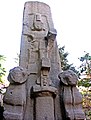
[
  {"xmin": 8, "ymin": 66, "xmax": 28, "ymax": 84},
  {"xmin": 58, "ymin": 70, "xmax": 78, "ymax": 86}
]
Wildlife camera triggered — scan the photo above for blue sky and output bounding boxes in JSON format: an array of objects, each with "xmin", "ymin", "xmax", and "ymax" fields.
[{"xmin": 0, "ymin": 0, "xmax": 91, "ymax": 74}]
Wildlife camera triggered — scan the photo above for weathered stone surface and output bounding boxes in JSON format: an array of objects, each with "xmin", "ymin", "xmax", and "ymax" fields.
[
  {"xmin": 58, "ymin": 70, "xmax": 85, "ymax": 120},
  {"xmin": 8, "ymin": 66, "xmax": 27, "ymax": 84},
  {"xmin": 36, "ymin": 96, "xmax": 54, "ymax": 120},
  {"xmin": 3, "ymin": 105, "xmax": 24, "ymax": 120},
  {"xmin": 32, "ymin": 85, "xmax": 57, "ymax": 96},
  {"xmin": 58, "ymin": 70, "xmax": 78, "ymax": 86},
  {"xmin": 4, "ymin": 84, "xmax": 26, "ymax": 106}
]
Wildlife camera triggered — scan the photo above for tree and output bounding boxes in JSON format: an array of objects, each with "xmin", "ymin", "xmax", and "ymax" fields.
[
  {"xmin": 78, "ymin": 52, "xmax": 91, "ymax": 119},
  {"xmin": 0, "ymin": 55, "xmax": 6, "ymax": 83},
  {"xmin": 59, "ymin": 46, "xmax": 79, "ymax": 76},
  {"xmin": 59, "ymin": 46, "xmax": 72, "ymax": 70},
  {"xmin": 78, "ymin": 52, "xmax": 91, "ymax": 87}
]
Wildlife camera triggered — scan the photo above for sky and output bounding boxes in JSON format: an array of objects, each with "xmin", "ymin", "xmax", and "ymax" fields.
[{"xmin": 0, "ymin": 0, "xmax": 91, "ymax": 75}]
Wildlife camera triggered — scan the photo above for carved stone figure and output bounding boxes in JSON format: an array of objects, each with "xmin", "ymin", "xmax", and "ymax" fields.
[
  {"xmin": 58, "ymin": 70, "xmax": 85, "ymax": 120},
  {"xmin": 3, "ymin": 1, "xmax": 85, "ymax": 120},
  {"xmin": 31, "ymin": 13, "xmax": 45, "ymax": 31},
  {"xmin": 3, "ymin": 66, "xmax": 27, "ymax": 120}
]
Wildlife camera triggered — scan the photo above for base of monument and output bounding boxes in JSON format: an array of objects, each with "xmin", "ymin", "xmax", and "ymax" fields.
[
  {"xmin": 3, "ymin": 104, "xmax": 24, "ymax": 120},
  {"xmin": 35, "ymin": 96, "xmax": 55, "ymax": 120},
  {"xmin": 31, "ymin": 85, "xmax": 57, "ymax": 120},
  {"xmin": 3, "ymin": 111, "xmax": 23, "ymax": 120}
]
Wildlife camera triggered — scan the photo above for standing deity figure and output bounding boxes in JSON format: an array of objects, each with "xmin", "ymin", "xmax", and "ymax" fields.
[{"xmin": 58, "ymin": 70, "xmax": 85, "ymax": 120}]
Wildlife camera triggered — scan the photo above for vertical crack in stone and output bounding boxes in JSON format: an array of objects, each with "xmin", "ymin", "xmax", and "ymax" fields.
[{"xmin": 71, "ymin": 86, "xmax": 75, "ymax": 119}]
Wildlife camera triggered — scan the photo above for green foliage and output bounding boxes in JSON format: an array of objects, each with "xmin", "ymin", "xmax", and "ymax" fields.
[
  {"xmin": 79, "ymin": 52, "xmax": 91, "ymax": 74},
  {"xmin": 78, "ymin": 52, "xmax": 91, "ymax": 119},
  {"xmin": 78, "ymin": 78, "xmax": 91, "ymax": 87},
  {"xmin": 79, "ymin": 87, "xmax": 91, "ymax": 119},
  {"xmin": 59, "ymin": 46, "xmax": 72, "ymax": 70},
  {"xmin": 59, "ymin": 46, "xmax": 79, "ymax": 76},
  {"xmin": 78, "ymin": 52, "xmax": 91, "ymax": 87},
  {"xmin": 0, "ymin": 55, "xmax": 6, "ymax": 83}
]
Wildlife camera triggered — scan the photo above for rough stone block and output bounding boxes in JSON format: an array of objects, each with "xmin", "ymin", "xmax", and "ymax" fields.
[
  {"xmin": 28, "ymin": 63, "xmax": 38, "ymax": 74},
  {"xmin": 4, "ymin": 84, "xmax": 26, "ymax": 106},
  {"xmin": 36, "ymin": 96, "xmax": 54, "ymax": 120},
  {"xmin": 4, "ymin": 105, "xmax": 24, "ymax": 120},
  {"xmin": 41, "ymin": 57, "xmax": 50, "ymax": 70}
]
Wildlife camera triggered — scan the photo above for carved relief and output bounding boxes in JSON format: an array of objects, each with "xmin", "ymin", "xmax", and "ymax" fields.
[
  {"xmin": 23, "ymin": 13, "xmax": 46, "ymax": 33},
  {"xmin": 31, "ymin": 13, "xmax": 45, "ymax": 31}
]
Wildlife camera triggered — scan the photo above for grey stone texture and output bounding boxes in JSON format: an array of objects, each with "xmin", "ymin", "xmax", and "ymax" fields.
[
  {"xmin": 58, "ymin": 70, "xmax": 85, "ymax": 120},
  {"xmin": 36, "ymin": 96, "xmax": 54, "ymax": 120},
  {"xmin": 3, "ymin": 1, "xmax": 85, "ymax": 120}
]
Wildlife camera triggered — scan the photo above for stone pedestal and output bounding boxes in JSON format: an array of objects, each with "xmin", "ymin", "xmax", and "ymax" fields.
[
  {"xmin": 36, "ymin": 96, "xmax": 54, "ymax": 120},
  {"xmin": 32, "ymin": 86, "xmax": 57, "ymax": 120}
]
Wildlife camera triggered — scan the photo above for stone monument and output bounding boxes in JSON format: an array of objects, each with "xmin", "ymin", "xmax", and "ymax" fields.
[{"xmin": 3, "ymin": 1, "xmax": 85, "ymax": 120}]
